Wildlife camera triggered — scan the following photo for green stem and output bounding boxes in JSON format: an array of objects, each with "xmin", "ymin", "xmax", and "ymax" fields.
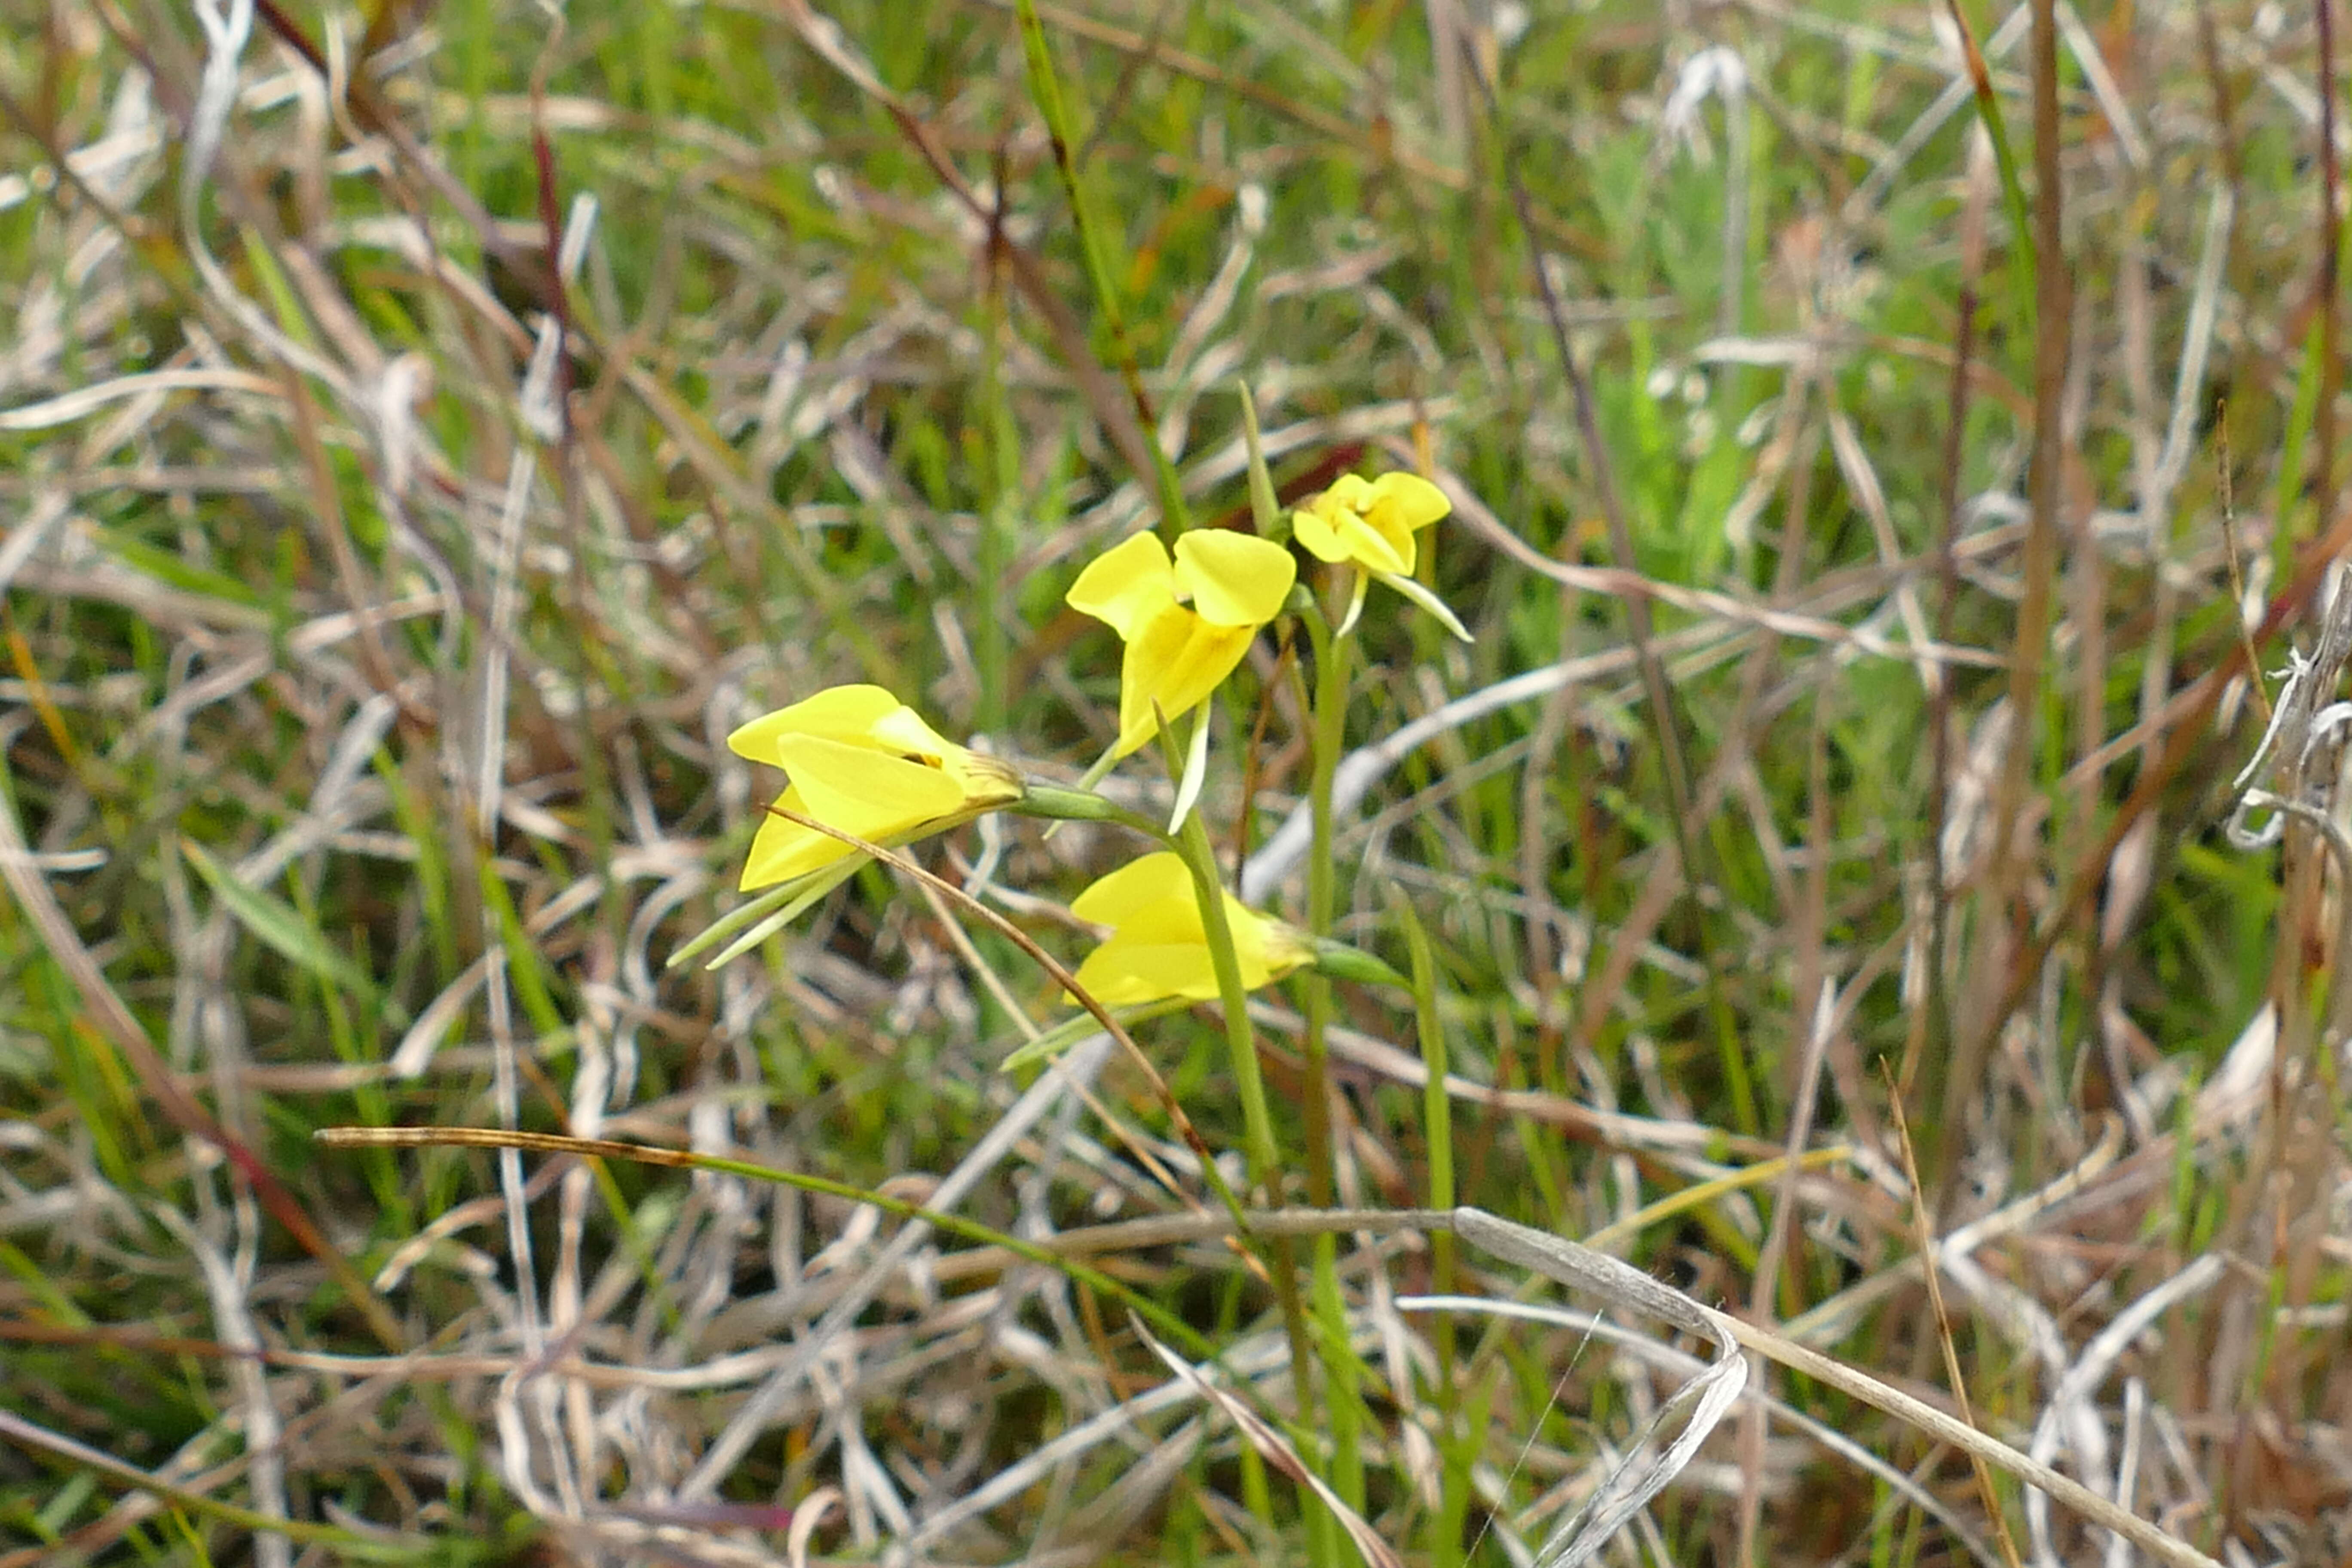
[
  {"xmin": 1393, "ymin": 887, "xmax": 1464, "ymax": 1568},
  {"xmin": 1298, "ymin": 600, "xmax": 1364, "ymax": 1511},
  {"xmin": 1170, "ymin": 800, "xmax": 1332, "ymax": 1566},
  {"xmin": 1299, "ymin": 606, "xmax": 1346, "ymax": 1202},
  {"xmin": 1011, "ymin": 0, "xmax": 1191, "ymax": 538},
  {"xmin": 1010, "ymin": 782, "xmax": 1165, "ymax": 839},
  {"xmin": 977, "ymin": 285, "xmax": 1016, "ymax": 735},
  {"xmin": 1029, "ymin": 742, "xmax": 1338, "ymax": 1556},
  {"xmin": 1171, "ymin": 810, "xmax": 1280, "ymax": 1188}
]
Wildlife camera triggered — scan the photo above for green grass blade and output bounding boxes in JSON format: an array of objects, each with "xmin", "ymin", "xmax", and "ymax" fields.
[{"xmin": 181, "ymin": 839, "xmax": 405, "ymax": 1026}]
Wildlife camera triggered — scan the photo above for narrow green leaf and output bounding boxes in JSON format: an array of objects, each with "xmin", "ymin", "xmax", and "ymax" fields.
[{"xmin": 182, "ymin": 840, "xmax": 404, "ymax": 1026}]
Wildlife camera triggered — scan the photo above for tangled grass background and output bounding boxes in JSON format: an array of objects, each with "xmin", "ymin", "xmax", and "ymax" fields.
[{"xmin": 3, "ymin": 1, "xmax": 2352, "ymax": 1565}]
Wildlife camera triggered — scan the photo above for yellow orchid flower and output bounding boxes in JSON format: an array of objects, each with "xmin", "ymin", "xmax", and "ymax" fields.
[
  {"xmin": 1294, "ymin": 472, "xmax": 1449, "ymax": 573},
  {"xmin": 727, "ymin": 684, "xmax": 1022, "ymax": 891},
  {"xmin": 1068, "ymin": 851, "xmax": 1312, "ymax": 1006},
  {"xmin": 1066, "ymin": 530, "xmax": 1297, "ymax": 758},
  {"xmin": 1291, "ymin": 471, "xmax": 1470, "ymax": 640}
]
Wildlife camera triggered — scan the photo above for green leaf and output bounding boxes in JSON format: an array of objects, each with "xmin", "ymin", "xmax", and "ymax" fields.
[{"xmin": 182, "ymin": 839, "xmax": 405, "ymax": 1026}]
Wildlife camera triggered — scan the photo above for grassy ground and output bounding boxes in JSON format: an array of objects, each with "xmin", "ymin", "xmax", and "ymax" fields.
[{"xmin": 3, "ymin": 0, "xmax": 2350, "ymax": 1563}]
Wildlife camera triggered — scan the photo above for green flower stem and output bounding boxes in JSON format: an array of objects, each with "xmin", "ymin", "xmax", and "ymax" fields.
[
  {"xmin": 1170, "ymin": 795, "xmax": 1331, "ymax": 1562},
  {"xmin": 1010, "ymin": 781, "xmax": 1161, "ymax": 836},
  {"xmin": 1309, "ymin": 937, "xmax": 1409, "ymax": 988},
  {"xmin": 1299, "ymin": 605, "xmax": 1346, "ymax": 1202},
  {"xmin": 1298, "ymin": 600, "xmax": 1365, "ymax": 1512},
  {"xmin": 1170, "ymin": 807, "xmax": 1280, "ymax": 1194},
  {"xmin": 1011, "ymin": 778, "xmax": 1275, "ymax": 1254},
  {"xmin": 1393, "ymin": 886, "xmax": 1466, "ymax": 1568},
  {"xmin": 1031, "ymin": 740, "xmax": 1335, "ymax": 1553},
  {"xmin": 1011, "ymin": 0, "xmax": 1191, "ymax": 540}
]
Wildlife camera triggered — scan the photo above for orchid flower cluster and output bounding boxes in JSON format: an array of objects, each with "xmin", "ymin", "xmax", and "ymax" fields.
[{"xmin": 680, "ymin": 464, "xmax": 1461, "ymax": 1023}]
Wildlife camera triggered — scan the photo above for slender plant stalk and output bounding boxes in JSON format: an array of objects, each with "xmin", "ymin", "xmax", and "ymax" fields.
[
  {"xmin": 1170, "ymin": 795, "xmax": 1335, "ymax": 1567},
  {"xmin": 1394, "ymin": 887, "xmax": 1465, "ymax": 1568},
  {"xmin": 1301, "ymin": 603, "xmax": 1347, "ymax": 1202},
  {"xmin": 0, "ymin": 1408, "xmax": 440, "ymax": 1562},
  {"xmin": 1298, "ymin": 600, "xmax": 1364, "ymax": 1511},
  {"xmin": 1237, "ymin": 382, "xmax": 1358, "ymax": 1539},
  {"xmin": 977, "ymin": 250, "xmax": 1017, "ymax": 735},
  {"xmin": 1170, "ymin": 805, "xmax": 1281, "ymax": 1186},
  {"xmin": 1887, "ymin": 1079, "xmax": 2028, "ymax": 1568},
  {"xmin": 319, "ymin": 1126, "xmax": 1236, "ymax": 1357},
  {"xmin": 1911, "ymin": 84, "xmax": 1991, "ymax": 1179},
  {"xmin": 2317, "ymin": 0, "xmax": 2341, "ymax": 547},
  {"xmin": 1011, "ymin": 0, "xmax": 1191, "ymax": 536},
  {"xmin": 1243, "ymin": 381, "xmax": 1366, "ymax": 1523},
  {"xmin": 1939, "ymin": 0, "xmax": 2037, "ymax": 310}
]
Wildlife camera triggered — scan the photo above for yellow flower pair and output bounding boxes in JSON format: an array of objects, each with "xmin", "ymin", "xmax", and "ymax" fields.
[{"xmin": 1064, "ymin": 472, "xmax": 1463, "ymax": 758}]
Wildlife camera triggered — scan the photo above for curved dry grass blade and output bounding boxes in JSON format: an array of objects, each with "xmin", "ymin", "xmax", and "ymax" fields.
[
  {"xmin": 1447, "ymin": 1210, "xmax": 1747, "ymax": 1565},
  {"xmin": 0, "ymin": 1409, "xmax": 424, "ymax": 1560},
  {"xmin": 1708, "ymin": 1308, "xmax": 2218, "ymax": 1568},
  {"xmin": 312, "ymin": 1124, "xmax": 1215, "ymax": 1359},
  {"xmin": 1396, "ymin": 1293, "xmax": 2006, "ymax": 1568},
  {"xmin": 1441, "ymin": 1208, "xmax": 2222, "ymax": 1568}
]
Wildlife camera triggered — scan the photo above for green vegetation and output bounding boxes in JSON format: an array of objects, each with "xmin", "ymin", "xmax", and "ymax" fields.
[{"xmin": 0, "ymin": 3, "xmax": 2343, "ymax": 1565}]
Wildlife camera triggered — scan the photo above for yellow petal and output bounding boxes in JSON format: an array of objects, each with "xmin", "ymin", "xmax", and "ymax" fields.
[
  {"xmin": 739, "ymin": 785, "xmax": 852, "ymax": 890},
  {"xmin": 1256, "ymin": 914, "xmax": 1316, "ymax": 978},
  {"xmin": 942, "ymin": 749, "xmax": 1026, "ymax": 806},
  {"xmin": 1363, "ymin": 473, "xmax": 1452, "ymax": 534},
  {"xmin": 1295, "ymin": 492, "xmax": 1410, "ymax": 575},
  {"xmin": 771, "ymin": 733, "xmax": 966, "ymax": 841},
  {"xmin": 1223, "ymin": 902, "xmax": 1276, "ymax": 986},
  {"xmin": 866, "ymin": 704, "xmax": 958, "ymax": 763},
  {"xmin": 1067, "ymin": 532, "xmax": 1178, "ymax": 641},
  {"xmin": 1173, "ymin": 532, "xmax": 1296, "ymax": 626},
  {"xmin": 1290, "ymin": 502, "xmax": 1353, "ymax": 564},
  {"xmin": 1066, "ymin": 855, "xmax": 1310, "ymax": 1006},
  {"xmin": 726, "ymin": 684, "xmax": 904, "ymax": 765},
  {"xmin": 1071, "ymin": 934, "xmax": 1224, "ymax": 1004},
  {"xmin": 1223, "ymin": 900, "xmax": 1313, "ymax": 988},
  {"xmin": 1114, "ymin": 611, "xmax": 1254, "ymax": 757},
  {"xmin": 1367, "ymin": 516, "xmax": 1420, "ymax": 574},
  {"xmin": 1071, "ymin": 851, "xmax": 1195, "ymax": 926},
  {"xmin": 1360, "ymin": 474, "xmax": 1449, "ymax": 575}
]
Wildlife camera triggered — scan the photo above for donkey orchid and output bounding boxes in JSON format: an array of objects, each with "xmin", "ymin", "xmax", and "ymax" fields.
[
  {"xmin": 1069, "ymin": 851, "xmax": 1311, "ymax": 1006},
  {"xmin": 728, "ymin": 685, "xmax": 1022, "ymax": 891},
  {"xmin": 1066, "ymin": 530, "xmax": 1296, "ymax": 759}
]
